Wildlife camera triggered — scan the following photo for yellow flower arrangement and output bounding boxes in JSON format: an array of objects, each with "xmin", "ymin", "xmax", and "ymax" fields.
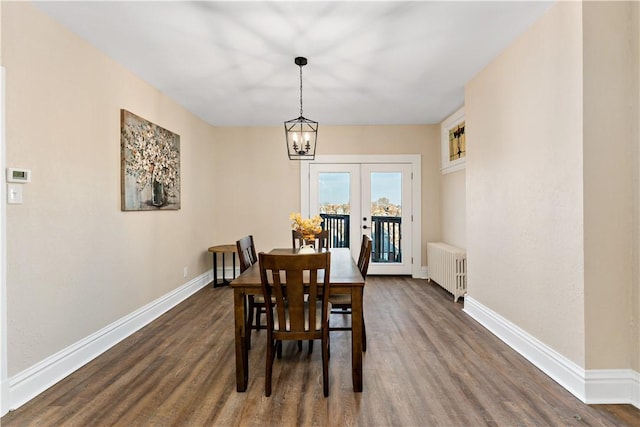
[{"xmin": 290, "ymin": 213, "xmax": 323, "ymax": 240}]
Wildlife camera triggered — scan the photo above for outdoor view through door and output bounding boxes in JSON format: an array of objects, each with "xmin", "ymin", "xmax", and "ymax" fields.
[
  {"xmin": 310, "ymin": 162, "xmax": 412, "ymax": 275},
  {"xmin": 317, "ymin": 172, "xmax": 351, "ymax": 249},
  {"xmin": 366, "ymin": 172, "xmax": 403, "ymax": 263}
]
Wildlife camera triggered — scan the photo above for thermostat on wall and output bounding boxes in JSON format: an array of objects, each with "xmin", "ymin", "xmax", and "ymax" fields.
[{"xmin": 7, "ymin": 168, "xmax": 31, "ymax": 183}]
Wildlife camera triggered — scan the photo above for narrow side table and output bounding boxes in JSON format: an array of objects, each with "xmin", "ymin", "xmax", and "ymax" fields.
[{"xmin": 208, "ymin": 244, "xmax": 237, "ymax": 288}]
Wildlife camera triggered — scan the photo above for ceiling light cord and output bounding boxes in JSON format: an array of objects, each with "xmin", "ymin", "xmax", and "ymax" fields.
[{"xmin": 299, "ymin": 65, "xmax": 304, "ymax": 117}]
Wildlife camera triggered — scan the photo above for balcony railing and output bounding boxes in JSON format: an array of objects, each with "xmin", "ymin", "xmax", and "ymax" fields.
[
  {"xmin": 320, "ymin": 213, "xmax": 350, "ymax": 248},
  {"xmin": 321, "ymin": 213, "xmax": 402, "ymax": 263},
  {"xmin": 371, "ymin": 215, "xmax": 401, "ymax": 263}
]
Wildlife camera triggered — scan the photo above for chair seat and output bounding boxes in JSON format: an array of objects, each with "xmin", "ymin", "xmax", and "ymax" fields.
[
  {"xmin": 273, "ymin": 301, "xmax": 332, "ymax": 332},
  {"xmin": 253, "ymin": 295, "xmax": 276, "ymax": 304},
  {"xmin": 328, "ymin": 294, "xmax": 351, "ymax": 306}
]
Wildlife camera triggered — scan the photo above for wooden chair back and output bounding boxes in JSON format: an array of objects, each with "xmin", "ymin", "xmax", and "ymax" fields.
[
  {"xmin": 357, "ymin": 235, "xmax": 373, "ymax": 278},
  {"xmin": 236, "ymin": 235, "xmax": 257, "ymax": 273},
  {"xmin": 259, "ymin": 252, "xmax": 331, "ymax": 340},
  {"xmin": 292, "ymin": 229, "xmax": 330, "ymax": 251}
]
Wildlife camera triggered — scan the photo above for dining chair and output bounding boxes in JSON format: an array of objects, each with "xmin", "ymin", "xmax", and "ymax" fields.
[
  {"xmin": 258, "ymin": 251, "xmax": 332, "ymax": 397},
  {"xmin": 291, "ymin": 228, "xmax": 330, "ymax": 353},
  {"xmin": 329, "ymin": 234, "xmax": 372, "ymax": 351},
  {"xmin": 292, "ymin": 229, "xmax": 330, "ymax": 251},
  {"xmin": 236, "ymin": 235, "xmax": 263, "ymax": 350}
]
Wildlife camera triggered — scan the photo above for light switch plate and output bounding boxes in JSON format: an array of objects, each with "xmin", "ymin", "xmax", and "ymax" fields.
[{"xmin": 7, "ymin": 184, "xmax": 23, "ymax": 204}]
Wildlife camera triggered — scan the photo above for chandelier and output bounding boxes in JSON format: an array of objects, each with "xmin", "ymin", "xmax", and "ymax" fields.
[{"xmin": 284, "ymin": 57, "xmax": 318, "ymax": 160}]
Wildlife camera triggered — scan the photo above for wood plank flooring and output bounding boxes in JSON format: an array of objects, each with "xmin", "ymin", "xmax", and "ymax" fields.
[{"xmin": 2, "ymin": 276, "xmax": 638, "ymax": 426}]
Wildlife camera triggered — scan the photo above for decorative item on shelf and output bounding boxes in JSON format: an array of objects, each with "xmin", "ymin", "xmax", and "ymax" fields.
[
  {"xmin": 284, "ymin": 57, "xmax": 318, "ymax": 160},
  {"xmin": 290, "ymin": 212, "xmax": 323, "ymax": 254}
]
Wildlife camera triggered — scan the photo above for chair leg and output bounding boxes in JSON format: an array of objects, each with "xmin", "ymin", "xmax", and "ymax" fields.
[
  {"xmin": 322, "ymin": 336, "xmax": 329, "ymax": 397},
  {"xmin": 297, "ymin": 340, "xmax": 303, "ymax": 352},
  {"xmin": 255, "ymin": 305, "xmax": 261, "ymax": 331},
  {"xmin": 276, "ymin": 340, "xmax": 282, "ymax": 359},
  {"xmin": 308, "ymin": 339, "xmax": 314, "ymax": 354},
  {"xmin": 362, "ymin": 316, "xmax": 367, "ymax": 352},
  {"xmin": 266, "ymin": 338, "xmax": 275, "ymax": 397},
  {"xmin": 246, "ymin": 296, "xmax": 255, "ymax": 350}
]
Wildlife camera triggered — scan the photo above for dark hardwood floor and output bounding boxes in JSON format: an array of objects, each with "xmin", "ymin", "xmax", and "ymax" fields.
[{"xmin": 2, "ymin": 276, "xmax": 638, "ymax": 426}]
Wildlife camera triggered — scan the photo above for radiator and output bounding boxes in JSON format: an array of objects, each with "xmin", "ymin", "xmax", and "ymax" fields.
[{"xmin": 427, "ymin": 242, "xmax": 467, "ymax": 302}]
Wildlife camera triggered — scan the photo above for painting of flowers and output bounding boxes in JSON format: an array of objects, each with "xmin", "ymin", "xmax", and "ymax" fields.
[{"xmin": 121, "ymin": 110, "xmax": 180, "ymax": 210}]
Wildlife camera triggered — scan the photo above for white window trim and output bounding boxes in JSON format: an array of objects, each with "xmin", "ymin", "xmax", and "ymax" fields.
[{"xmin": 441, "ymin": 106, "xmax": 466, "ymax": 174}]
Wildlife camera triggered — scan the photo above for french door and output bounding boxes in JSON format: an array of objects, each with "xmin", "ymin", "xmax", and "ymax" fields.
[{"xmin": 307, "ymin": 162, "xmax": 413, "ymax": 275}]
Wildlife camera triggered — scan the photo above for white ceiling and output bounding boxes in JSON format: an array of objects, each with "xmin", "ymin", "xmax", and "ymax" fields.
[{"xmin": 33, "ymin": 1, "xmax": 554, "ymax": 126}]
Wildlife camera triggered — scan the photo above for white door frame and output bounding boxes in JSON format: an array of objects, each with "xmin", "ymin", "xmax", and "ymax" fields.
[
  {"xmin": 1, "ymin": 66, "xmax": 8, "ymax": 416},
  {"xmin": 300, "ymin": 154, "xmax": 421, "ymax": 278},
  {"xmin": 360, "ymin": 162, "xmax": 413, "ymax": 275}
]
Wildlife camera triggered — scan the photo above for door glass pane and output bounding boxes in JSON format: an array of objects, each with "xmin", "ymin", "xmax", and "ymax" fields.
[
  {"xmin": 370, "ymin": 172, "xmax": 402, "ymax": 263},
  {"xmin": 318, "ymin": 173, "xmax": 350, "ymax": 248}
]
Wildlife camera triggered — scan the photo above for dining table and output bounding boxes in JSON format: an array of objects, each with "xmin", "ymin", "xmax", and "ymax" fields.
[{"xmin": 230, "ymin": 247, "xmax": 365, "ymax": 392}]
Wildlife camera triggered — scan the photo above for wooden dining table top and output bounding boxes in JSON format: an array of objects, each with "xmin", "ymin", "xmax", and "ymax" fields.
[{"xmin": 230, "ymin": 247, "xmax": 365, "ymax": 289}]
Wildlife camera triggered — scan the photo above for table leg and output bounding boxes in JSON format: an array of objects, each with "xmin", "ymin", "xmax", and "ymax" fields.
[
  {"xmin": 222, "ymin": 253, "xmax": 227, "ymax": 283},
  {"xmin": 213, "ymin": 252, "xmax": 232, "ymax": 288},
  {"xmin": 351, "ymin": 287, "xmax": 363, "ymax": 392},
  {"xmin": 212, "ymin": 252, "xmax": 218, "ymax": 288},
  {"xmin": 232, "ymin": 253, "xmax": 236, "ymax": 279},
  {"xmin": 234, "ymin": 288, "xmax": 248, "ymax": 391}
]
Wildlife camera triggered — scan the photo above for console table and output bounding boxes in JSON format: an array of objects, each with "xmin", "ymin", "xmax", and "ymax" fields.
[{"xmin": 208, "ymin": 244, "xmax": 237, "ymax": 288}]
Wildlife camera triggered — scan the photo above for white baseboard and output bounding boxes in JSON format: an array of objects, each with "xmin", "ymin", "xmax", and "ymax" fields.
[
  {"xmin": 0, "ymin": 377, "xmax": 8, "ymax": 417},
  {"xmin": 464, "ymin": 296, "xmax": 640, "ymax": 409},
  {"xmin": 418, "ymin": 266, "xmax": 428, "ymax": 279},
  {"xmin": 7, "ymin": 270, "xmax": 212, "ymax": 412},
  {"xmin": 584, "ymin": 369, "xmax": 640, "ymax": 406}
]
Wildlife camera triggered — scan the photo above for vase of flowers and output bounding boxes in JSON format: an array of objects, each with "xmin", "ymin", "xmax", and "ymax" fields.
[
  {"xmin": 151, "ymin": 179, "xmax": 166, "ymax": 206},
  {"xmin": 290, "ymin": 213, "xmax": 323, "ymax": 254}
]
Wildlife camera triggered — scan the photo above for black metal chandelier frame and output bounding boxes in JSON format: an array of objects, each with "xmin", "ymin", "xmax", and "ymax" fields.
[{"xmin": 284, "ymin": 57, "xmax": 318, "ymax": 160}]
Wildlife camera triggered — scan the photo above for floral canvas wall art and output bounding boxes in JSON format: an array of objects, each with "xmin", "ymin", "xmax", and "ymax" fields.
[{"xmin": 121, "ymin": 110, "xmax": 181, "ymax": 211}]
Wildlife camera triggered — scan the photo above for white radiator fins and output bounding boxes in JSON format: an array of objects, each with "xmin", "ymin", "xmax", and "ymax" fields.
[{"xmin": 427, "ymin": 242, "xmax": 467, "ymax": 302}]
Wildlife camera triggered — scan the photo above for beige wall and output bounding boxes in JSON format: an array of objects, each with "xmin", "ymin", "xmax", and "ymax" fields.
[
  {"xmin": 583, "ymin": 1, "xmax": 638, "ymax": 370},
  {"xmin": 466, "ymin": 2, "xmax": 586, "ymax": 364},
  {"xmin": 466, "ymin": 0, "xmax": 639, "ymax": 372},
  {"xmin": 2, "ymin": 3, "xmax": 217, "ymax": 375},
  {"xmin": 214, "ymin": 125, "xmax": 441, "ymax": 267},
  {"xmin": 634, "ymin": 0, "xmax": 640, "ymax": 374},
  {"xmin": 441, "ymin": 170, "xmax": 465, "ymax": 249},
  {"xmin": 212, "ymin": 126, "xmax": 302, "ymax": 250}
]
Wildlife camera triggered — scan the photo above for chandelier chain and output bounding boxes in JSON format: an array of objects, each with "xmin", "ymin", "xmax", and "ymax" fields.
[{"xmin": 299, "ymin": 65, "xmax": 304, "ymax": 117}]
